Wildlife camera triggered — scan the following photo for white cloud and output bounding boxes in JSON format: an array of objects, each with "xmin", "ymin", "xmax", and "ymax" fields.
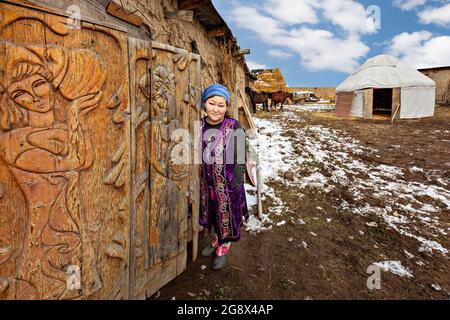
[
  {"xmin": 246, "ymin": 60, "xmax": 269, "ymax": 70},
  {"xmin": 267, "ymin": 49, "xmax": 293, "ymax": 59},
  {"xmin": 418, "ymin": 3, "xmax": 450, "ymax": 27},
  {"xmin": 263, "ymin": 0, "xmax": 318, "ymax": 25},
  {"xmin": 262, "ymin": 0, "xmax": 377, "ymax": 34},
  {"xmin": 388, "ymin": 31, "xmax": 450, "ymax": 68},
  {"xmin": 230, "ymin": 6, "xmax": 286, "ymax": 43},
  {"xmin": 285, "ymin": 28, "xmax": 369, "ymax": 72},
  {"xmin": 393, "ymin": 0, "xmax": 427, "ymax": 11},
  {"xmin": 229, "ymin": 3, "xmax": 370, "ymax": 73},
  {"xmin": 319, "ymin": 0, "xmax": 378, "ymax": 35}
]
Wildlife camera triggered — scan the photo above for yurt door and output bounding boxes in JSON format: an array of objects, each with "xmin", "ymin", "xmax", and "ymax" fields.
[{"xmin": 0, "ymin": 2, "xmax": 132, "ymax": 299}]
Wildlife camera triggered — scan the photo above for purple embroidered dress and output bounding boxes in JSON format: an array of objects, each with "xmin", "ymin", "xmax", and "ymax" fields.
[{"xmin": 199, "ymin": 116, "xmax": 249, "ymax": 245}]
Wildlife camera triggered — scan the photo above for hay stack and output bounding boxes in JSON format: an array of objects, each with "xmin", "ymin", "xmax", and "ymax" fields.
[{"xmin": 252, "ymin": 68, "xmax": 287, "ymax": 93}]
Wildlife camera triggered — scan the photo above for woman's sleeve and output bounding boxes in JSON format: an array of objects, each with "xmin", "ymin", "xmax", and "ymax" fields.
[{"xmin": 231, "ymin": 120, "xmax": 247, "ymax": 187}]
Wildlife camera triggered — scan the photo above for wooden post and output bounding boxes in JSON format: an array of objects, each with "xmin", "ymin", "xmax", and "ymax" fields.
[
  {"xmin": 237, "ymin": 89, "xmax": 262, "ymax": 219},
  {"xmin": 233, "ymin": 48, "xmax": 250, "ymax": 57},
  {"xmin": 256, "ymin": 155, "xmax": 263, "ymax": 220},
  {"xmin": 207, "ymin": 26, "xmax": 226, "ymax": 38},
  {"xmin": 391, "ymin": 104, "xmax": 400, "ymax": 123},
  {"xmin": 391, "ymin": 87, "xmax": 401, "ymax": 121},
  {"xmin": 363, "ymin": 88, "xmax": 373, "ymax": 119},
  {"xmin": 106, "ymin": 1, "xmax": 143, "ymax": 27}
]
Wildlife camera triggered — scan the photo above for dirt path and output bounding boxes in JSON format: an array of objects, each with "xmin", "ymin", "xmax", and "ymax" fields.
[{"xmin": 153, "ymin": 106, "xmax": 450, "ymax": 300}]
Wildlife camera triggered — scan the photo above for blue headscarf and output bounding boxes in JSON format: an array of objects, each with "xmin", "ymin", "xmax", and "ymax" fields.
[{"xmin": 201, "ymin": 84, "xmax": 230, "ymax": 110}]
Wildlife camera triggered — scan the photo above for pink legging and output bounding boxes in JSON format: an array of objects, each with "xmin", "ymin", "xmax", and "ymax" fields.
[{"xmin": 212, "ymin": 234, "xmax": 231, "ymax": 256}]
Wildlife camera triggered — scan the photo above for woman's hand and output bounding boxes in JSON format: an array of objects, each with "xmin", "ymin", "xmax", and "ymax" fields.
[{"xmin": 70, "ymin": 91, "xmax": 103, "ymax": 115}]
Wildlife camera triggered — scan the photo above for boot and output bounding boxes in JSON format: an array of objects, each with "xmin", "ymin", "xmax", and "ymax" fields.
[
  {"xmin": 201, "ymin": 245, "xmax": 217, "ymax": 257},
  {"xmin": 212, "ymin": 253, "xmax": 228, "ymax": 270}
]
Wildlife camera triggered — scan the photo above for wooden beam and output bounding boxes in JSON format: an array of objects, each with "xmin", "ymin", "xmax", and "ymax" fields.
[
  {"xmin": 178, "ymin": 0, "xmax": 204, "ymax": 10},
  {"xmin": 165, "ymin": 10, "xmax": 194, "ymax": 22},
  {"xmin": 207, "ymin": 26, "xmax": 226, "ymax": 38},
  {"xmin": 233, "ymin": 48, "xmax": 250, "ymax": 57},
  {"xmin": 106, "ymin": 1, "xmax": 143, "ymax": 27}
]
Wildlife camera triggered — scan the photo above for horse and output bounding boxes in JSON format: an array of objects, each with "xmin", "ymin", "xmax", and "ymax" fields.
[
  {"xmin": 246, "ymin": 87, "xmax": 270, "ymax": 112},
  {"xmin": 270, "ymin": 91, "xmax": 294, "ymax": 112}
]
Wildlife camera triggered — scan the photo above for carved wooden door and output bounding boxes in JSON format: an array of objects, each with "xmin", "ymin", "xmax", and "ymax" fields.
[
  {"xmin": 128, "ymin": 40, "xmax": 201, "ymax": 299},
  {"xmin": 0, "ymin": 2, "xmax": 201, "ymax": 300},
  {"xmin": 0, "ymin": 2, "xmax": 132, "ymax": 299}
]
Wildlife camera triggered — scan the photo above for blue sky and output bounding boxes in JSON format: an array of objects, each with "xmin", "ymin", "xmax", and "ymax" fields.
[{"xmin": 211, "ymin": 0, "xmax": 450, "ymax": 87}]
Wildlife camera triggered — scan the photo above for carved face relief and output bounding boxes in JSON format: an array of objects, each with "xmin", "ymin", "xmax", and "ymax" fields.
[
  {"xmin": 152, "ymin": 64, "xmax": 176, "ymax": 121},
  {"xmin": 8, "ymin": 74, "xmax": 54, "ymax": 113}
]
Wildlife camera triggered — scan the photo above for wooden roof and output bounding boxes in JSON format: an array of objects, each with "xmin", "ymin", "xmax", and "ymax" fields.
[{"xmin": 180, "ymin": 0, "xmax": 255, "ymax": 79}]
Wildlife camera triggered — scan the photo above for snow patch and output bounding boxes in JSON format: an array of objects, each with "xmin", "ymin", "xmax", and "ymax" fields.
[
  {"xmin": 244, "ymin": 214, "xmax": 273, "ymax": 234},
  {"xmin": 374, "ymin": 261, "xmax": 414, "ymax": 278}
]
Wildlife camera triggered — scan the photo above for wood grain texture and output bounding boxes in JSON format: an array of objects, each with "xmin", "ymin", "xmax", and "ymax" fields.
[
  {"xmin": 1, "ymin": 2, "xmax": 200, "ymax": 300},
  {"xmin": 0, "ymin": 1, "xmax": 131, "ymax": 300},
  {"xmin": 128, "ymin": 36, "xmax": 152, "ymax": 299},
  {"xmin": 106, "ymin": 1, "xmax": 143, "ymax": 27},
  {"xmin": 138, "ymin": 42, "xmax": 201, "ymax": 298},
  {"xmin": 4, "ymin": 0, "xmax": 153, "ymax": 41}
]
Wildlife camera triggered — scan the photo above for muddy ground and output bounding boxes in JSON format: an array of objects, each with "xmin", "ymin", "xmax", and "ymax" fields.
[{"xmin": 153, "ymin": 106, "xmax": 450, "ymax": 300}]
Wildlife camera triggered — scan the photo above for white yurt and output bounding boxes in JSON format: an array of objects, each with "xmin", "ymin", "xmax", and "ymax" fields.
[{"xmin": 335, "ymin": 54, "xmax": 436, "ymax": 119}]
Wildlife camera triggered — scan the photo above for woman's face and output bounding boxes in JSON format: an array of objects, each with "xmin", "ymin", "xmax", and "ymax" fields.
[
  {"xmin": 8, "ymin": 74, "xmax": 53, "ymax": 113},
  {"xmin": 205, "ymin": 95, "xmax": 227, "ymax": 124}
]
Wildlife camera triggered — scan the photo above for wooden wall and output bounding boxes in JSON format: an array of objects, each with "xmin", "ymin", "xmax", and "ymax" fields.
[{"xmin": 419, "ymin": 68, "xmax": 450, "ymax": 106}]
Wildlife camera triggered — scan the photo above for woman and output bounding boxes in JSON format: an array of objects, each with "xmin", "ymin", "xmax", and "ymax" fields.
[{"xmin": 199, "ymin": 83, "xmax": 249, "ymax": 270}]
